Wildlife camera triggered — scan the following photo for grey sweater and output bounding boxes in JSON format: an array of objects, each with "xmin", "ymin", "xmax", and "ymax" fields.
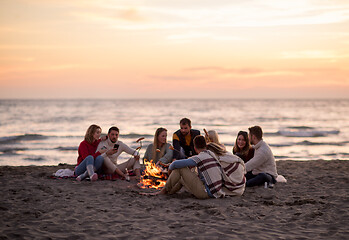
[
  {"xmin": 245, "ymin": 140, "xmax": 278, "ymax": 178},
  {"xmin": 143, "ymin": 143, "xmax": 173, "ymax": 164}
]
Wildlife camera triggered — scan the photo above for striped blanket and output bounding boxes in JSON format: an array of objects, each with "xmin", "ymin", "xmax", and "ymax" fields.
[
  {"xmin": 217, "ymin": 152, "xmax": 246, "ymax": 196},
  {"xmin": 192, "ymin": 150, "xmax": 246, "ymax": 198}
]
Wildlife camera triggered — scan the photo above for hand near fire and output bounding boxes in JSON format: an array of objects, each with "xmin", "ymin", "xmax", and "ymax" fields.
[{"xmin": 157, "ymin": 161, "xmax": 170, "ymax": 168}]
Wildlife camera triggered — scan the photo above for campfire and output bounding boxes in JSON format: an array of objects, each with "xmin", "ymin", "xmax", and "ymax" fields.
[{"xmin": 138, "ymin": 160, "xmax": 168, "ymax": 189}]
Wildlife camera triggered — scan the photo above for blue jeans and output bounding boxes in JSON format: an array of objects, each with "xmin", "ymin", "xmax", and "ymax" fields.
[
  {"xmin": 75, "ymin": 155, "xmax": 104, "ymax": 175},
  {"xmin": 245, "ymin": 171, "xmax": 276, "ymax": 187}
]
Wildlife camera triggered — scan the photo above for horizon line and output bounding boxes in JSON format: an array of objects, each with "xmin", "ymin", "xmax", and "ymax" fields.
[{"xmin": 1, "ymin": 97, "xmax": 349, "ymax": 101}]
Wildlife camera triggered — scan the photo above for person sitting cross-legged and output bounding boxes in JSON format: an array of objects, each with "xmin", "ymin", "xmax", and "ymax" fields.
[{"xmin": 148, "ymin": 135, "xmax": 245, "ymax": 199}]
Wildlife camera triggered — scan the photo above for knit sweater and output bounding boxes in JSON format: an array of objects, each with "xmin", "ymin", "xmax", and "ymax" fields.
[
  {"xmin": 77, "ymin": 139, "xmax": 101, "ymax": 165},
  {"xmin": 143, "ymin": 143, "xmax": 173, "ymax": 164},
  {"xmin": 245, "ymin": 140, "xmax": 278, "ymax": 178},
  {"xmin": 96, "ymin": 138, "xmax": 139, "ymax": 165}
]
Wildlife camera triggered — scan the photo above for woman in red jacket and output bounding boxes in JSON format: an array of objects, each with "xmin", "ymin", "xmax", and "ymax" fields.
[{"xmin": 75, "ymin": 124, "xmax": 106, "ymax": 181}]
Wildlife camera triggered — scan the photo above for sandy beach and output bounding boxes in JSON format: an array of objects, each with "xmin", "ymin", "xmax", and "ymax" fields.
[{"xmin": 0, "ymin": 160, "xmax": 348, "ymax": 239}]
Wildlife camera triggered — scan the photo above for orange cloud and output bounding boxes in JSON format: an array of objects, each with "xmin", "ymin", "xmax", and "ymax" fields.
[
  {"xmin": 115, "ymin": 8, "xmax": 146, "ymax": 22},
  {"xmin": 183, "ymin": 67, "xmax": 303, "ymax": 78}
]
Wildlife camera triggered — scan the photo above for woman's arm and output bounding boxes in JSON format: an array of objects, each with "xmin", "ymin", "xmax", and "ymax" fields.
[
  {"xmin": 143, "ymin": 144, "xmax": 152, "ymax": 161},
  {"xmin": 119, "ymin": 141, "xmax": 139, "ymax": 156},
  {"xmin": 159, "ymin": 143, "xmax": 173, "ymax": 164},
  {"xmin": 79, "ymin": 141, "xmax": 101, "ymax": 161}
]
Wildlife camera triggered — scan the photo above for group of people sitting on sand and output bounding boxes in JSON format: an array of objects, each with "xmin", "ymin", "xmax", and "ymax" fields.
[{"xmin": 76, "ymin": 118, "xmax": 278, "ymax": 199}]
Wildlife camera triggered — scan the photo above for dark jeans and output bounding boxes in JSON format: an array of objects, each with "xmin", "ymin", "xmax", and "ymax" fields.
[{"xmin": 245, "ymin": 171, "xmax": 276, "ymax": 187}]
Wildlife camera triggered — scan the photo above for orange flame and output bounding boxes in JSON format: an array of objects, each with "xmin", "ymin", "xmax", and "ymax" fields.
[{"xmin": 138, "ymin": 160, "xmax": 167, "ymax": 189}]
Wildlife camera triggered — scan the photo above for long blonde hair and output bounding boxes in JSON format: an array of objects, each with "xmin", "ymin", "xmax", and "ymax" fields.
[
  {"xmin": 84, "ymin": 124, "xmax": 101, "ymax": 144},
  {"xmin": 152, "ymin": 127, "xmax": 167, "ymax": 162},
  {"xmin": 207, "ymin": 130, "xmax": 222, "ymax": 145},
  {"xmin": 207, "ymin": 142, "xmax": 227, "ymax": 156}
]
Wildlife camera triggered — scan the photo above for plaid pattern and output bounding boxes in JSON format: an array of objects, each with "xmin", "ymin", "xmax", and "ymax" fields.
[
  {"xmin": 98, "ymin": 173, "xmax": 122, "ymax": 180},
  {"xmin": 98, "ymin": 170, "xmax": 136, "ymax": 181},
  {"xmin": 218, "ymin": 152, "xmax": 246, "ymax": 195},
  {"xmin": 192, "ymin": 150, "xmax": 246, "ymax": 197},
  {"xmin": 192, "ymin": 150, "xmax": 226, "ymax": 198}
]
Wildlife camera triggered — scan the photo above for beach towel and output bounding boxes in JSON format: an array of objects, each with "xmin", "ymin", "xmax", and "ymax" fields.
[
  {"xmin": 98, "ymin": 169, "xmax": 137, "ymax": 180},
  {"xmin": 98, "ymin": 173, "xmax": 123, "ymax": 180}
]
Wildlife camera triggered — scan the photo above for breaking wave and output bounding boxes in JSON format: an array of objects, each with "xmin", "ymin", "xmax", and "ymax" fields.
[
  {"xmin": 120, "ymin": 133, "xmax": 153, "ymax": 139},
  {"xmin": 277, "ymin": 126, "xmax": 340, "ymax": 137},
  {"xmin": 271, "ymin": 140, "xmax": 348, "ymax": 148},
  {"xmin": 0, "ymin": 134, "xmax": 48, "ymax": 144},
  {"xmin": 55, "ymin": 146, "xmax": 78, "ymax": 151}
]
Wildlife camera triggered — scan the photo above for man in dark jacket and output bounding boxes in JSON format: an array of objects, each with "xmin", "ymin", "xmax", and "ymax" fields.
[{"xmin": 172, "ymin": 118, "xmax": 200, "ymax": 161}]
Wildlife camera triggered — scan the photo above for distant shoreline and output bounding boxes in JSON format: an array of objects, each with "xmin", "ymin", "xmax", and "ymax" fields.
[{"xmin": 1, "ymin": 98, "xmax": 349, "ymax": 101}]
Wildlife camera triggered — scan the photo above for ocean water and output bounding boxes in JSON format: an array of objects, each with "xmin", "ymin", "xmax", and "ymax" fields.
[{"xmin": 0, "ymin": 99, "xmax": 348, "ymax": 166}]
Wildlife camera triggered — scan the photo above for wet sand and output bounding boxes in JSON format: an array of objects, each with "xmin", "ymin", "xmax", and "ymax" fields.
[{"xmin": 0, "ymin": 160, "xmax": 348, "ymax": 239}]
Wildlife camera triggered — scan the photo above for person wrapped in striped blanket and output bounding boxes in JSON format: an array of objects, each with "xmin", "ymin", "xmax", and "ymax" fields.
[{"xmin": 147, "ymin": 135, "xmax": 245, "ymax": 199}]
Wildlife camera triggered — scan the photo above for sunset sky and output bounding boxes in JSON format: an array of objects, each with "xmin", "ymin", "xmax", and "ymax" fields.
[{"xmin": 1, "ymin": 0, "xmax": 348, "ymax": 99}]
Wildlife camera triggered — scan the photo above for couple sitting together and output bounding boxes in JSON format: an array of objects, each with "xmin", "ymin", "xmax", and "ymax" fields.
[
  {"xmin": 75, "ymin": 125, "xmax": 141, "ymax": 182},
  {"xmin": 75, "ymin": 118, "xmax": 278, "ymax": 199},
  {"xmin": 75, "ymin": 118, "xmax": 199, "ymax": 183}
]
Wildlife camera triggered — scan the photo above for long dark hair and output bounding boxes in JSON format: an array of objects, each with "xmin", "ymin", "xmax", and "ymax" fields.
[{"xmin": 233, "ymin": 131, "xmax": 251, "ymax": 156}]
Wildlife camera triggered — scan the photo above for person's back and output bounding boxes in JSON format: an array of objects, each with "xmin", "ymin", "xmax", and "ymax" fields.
[
  {"xmin": 191, "ymin": 149, "xmax": 227, "ymax": 198},
  {"xmin": 207, "ymin": 142, "xmax": 246, "ymax": 196}
]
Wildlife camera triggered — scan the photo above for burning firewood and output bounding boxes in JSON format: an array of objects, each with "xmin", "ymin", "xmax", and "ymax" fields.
[{"xmin": 138, "ymin": 160, "xmax": 168, "ymax": 189}]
